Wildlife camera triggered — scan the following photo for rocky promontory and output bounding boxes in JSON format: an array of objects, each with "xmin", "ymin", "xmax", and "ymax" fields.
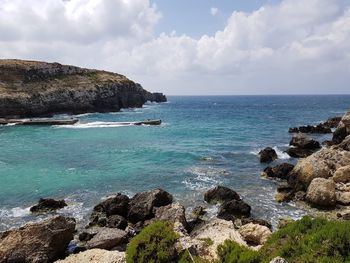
[{"xmin": 0, "ymin": 59, "xmax": 166, "ymax": 118}]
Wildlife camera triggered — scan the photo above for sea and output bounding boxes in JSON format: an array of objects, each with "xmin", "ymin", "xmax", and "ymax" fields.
[{"xmin": 0, "ymin": 95, "xmax": 349, "ymax": 230}]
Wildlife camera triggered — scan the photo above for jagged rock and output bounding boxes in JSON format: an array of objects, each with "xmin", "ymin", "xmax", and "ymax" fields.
[
  {"xmin": 153, "ymin": 202, "xmax": 187, "ymax": 227},
  {"xmin": 335, "ymin": 135, "xmax": 350, "ymax": 151},
  {"xmin": 239, "ymin": 223, "xmax": 272, "ymax": 246},
  {"xmin": 288, "ymin": 147, "xmax": 350, "ymax": 190},
  {"xmin": 323, "ymin": 116, "xmax": 342, "ymax": 129},
  {"xmin": 259, "ymin": 147, "xmax": 278, "ymax": 163},
  {"xmin": 30, "ymin": 198, "xmax": 67, "ymax": 213},
  {"xmin": 262, "ymin": 163, "xmax": 294, "ymax": 180},
  {"xmin": 180, "ymin": 219, "xmax": 247, "ymax": 261},
  {"xmin": 92, "ymin": 193, "xmax": 130, "ymax": 217},
  {"xmin": 306, "ymin": 178, "xmax": 336, "ymax": 208},
  {"xmin": 86, "ymin": 228, "xmax": 128, "ymax": 250},
  {"xmin": 0, "ymin": 215, "xmax": 75, "ymax": 263},
  {"xmin": 0, "ymin": 59, "xmax": 166, "ymax": 118},
  {"xmin": 333, "ymin": 165, "xmax": 350, "ymax": 183},
  {"xmin": 286, "ymin": 147, "xmax": 314, "ymax": 158},
  {"xmin": 55, "ymin": 249, "xmax": 126, "ymax": 263},
  {"xmin": 269, "ymin": 257, "xmax": 288, "ymax": 263},
  {"xmin": 106, "ymin": 215, "xmax": 128, "ymax": 230},
  {"xmin": 332, "ymin": 110, "xmax": 350, "ymax": 144},
  {"xmin": 204, "ymin": 186, "xmax": 240, "ymax": 204},
  {"xmin": 217, "ymin": 200, "xmax": 251, "ymax": 220},
  {"xmin": 289, "ymin": 135, "xmax": 320, "ymax": 150},
  {"xmin": 127, "ymin": 188, "xmax": 173, "ymax": 224}
]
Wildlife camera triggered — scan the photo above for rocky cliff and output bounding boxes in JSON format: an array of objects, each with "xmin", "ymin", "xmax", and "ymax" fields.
[{"xmin": 0, "ymin": 59, "xmax": 166, "ymax": 118}]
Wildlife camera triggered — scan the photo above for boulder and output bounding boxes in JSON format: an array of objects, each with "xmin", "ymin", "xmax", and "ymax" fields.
[
  {"xmin": 127, "ymin": 188, "xmax": 173, "ymax": 224},
  {"xmin": 54, "ymin": 249, "xmax": 126, "ymax": 263},
  {"xmin": 92, "ymin": 193, "xmax": 130, "ymax": 217},
  {"xmin": 153, "ymin": 202, "xmax": 187, "ymax": 227},
  {"xmin": 306, "ymin": 178, "xmax": 337, "ymax": 208},
  {"xmin": 288, "ymin": 147, "xmax": 350, "ymax": 189},
  {"xmin": 238, "ymin": 223, "xmax": 272, "ymax": 246},
  {"xmin": 86, "ymin": 228, "xmax": 128, "ymax": 250},
  {"xmin": 217, "ymin": 200, "xmax": 251, "ymax": 220},
  {"xmin": 30, "ymin": 198, "xmax": 67, "ymax": 213},
  {"xmin": 262, "ymin": 163, "xmax": 294, "ymax": 180},
  {"xmin": 204, "ymin": 186, "xmax": 240, "ymax": 204},
  {"xmin": 332, "ymin": 110, "xmax": 350, "ymax": 144},
  {"xmin": 333, "ymin": 165, "xmax": 350, "ymax": 183},
  {"xmin": 286, "ymin": 147, "xmax": 314, "ymax": 158},
  {"xmin": 259, "ymin": 147, "xmax": 278, "ymax": 163},
  {"xmin": 0, "ymin": 216, "xmax": 75, "ymax": 263},
  {"xmin": 336, "ymin": 191, "xmax": 350, "ymax": 205},
  {"xmin": 289, "ymin": 135, "xmax": 320, "ymax": 150},
  {"xmin": 269, "ymin": 257, "xmax": 288, "ymax": 263},
  {"xmin": 106, "ymin": 215, "xmax": 128, "ymax": 230}
]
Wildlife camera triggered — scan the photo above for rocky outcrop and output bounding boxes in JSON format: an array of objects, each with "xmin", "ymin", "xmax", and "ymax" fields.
[
  {"xmin": 238, "ymin": 223, "xmax": 272, "ymax": 246},
  {"xmin": 204, "ymin": 186, "xmax": 240, "ymax": 204},
  {"xmin": 259, "ymin": 147, "xmax": 278, "ymax": 163},
  {"xmin": 0, "ymin": 59, "xmax": 166, "ymax": 118},
  {"xmin": 332, "ymin": 110, "xmax": 350, "ymax": 144},
  {"xmin": 289, "ymin": 124, "xmax": 331, "ymax": 134},
  {"xmin": 55, "ymin": 249, "xmax": 126, "ymax": 263},
  {"xmin": 0, "ymin": 215, "xmax": 75, "ymax": 263},
  {"xmin": 30, "ymin": 198, "xmax": 67, "ymax": 213},
  {"xmin": 306, "ymin": 178, "xmax": 337, "ymax": 208},
  {"xmin": 286, "ymin": 135, "xmax": 320, "ymax": 158},
  {"xmin": 262, "ymin": 163, "xmax": 294, "ymax": 180},
  {"xmin": 127, "ymin": 188, "xmax": 173, "ymax": 224}
]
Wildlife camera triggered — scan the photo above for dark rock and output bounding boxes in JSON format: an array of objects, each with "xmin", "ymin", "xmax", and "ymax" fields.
[
  {"xmin": 0, "ymin": 215, "xmax": 75, "ymax": 263},
  {"xmin": 127, "ymin": 188, "xmax": 173, "ymax": 224},
  {"xmin": 286, "ymin": 147, "xmax": 314, "ymax": 158},
  {"xmin": 332, "ymin": 110, "xmax": 350, "ymax": 144},
  {"xmin": 93, "ymin": 193, "xmax": 130, "ymax": 217},
  {"xmin": 323, "ymin": 116, "xmax": 342, "ymax": 129},
  {"xmin": 290, "ymin": 135, "xmax": 320, "ymax": 150},
  {"xmin": 263, "ymin": 163, "xmax": 294, "ymax": 180},
  {"xmin": 72, "ymin": 246, "xmax": 87, "ymax": 254},
  {"xmin": 335, "ymin": 136, "xmax": 350, "ymax": 151},
  {"xmin": 204, "ymin": 186, "xmax": 240, "ymax": 204},
  {"xmin": 106, "ymin": 215, "xmax": 128, "ymax": 230},
  {"xmin": 186, "ymin": 218, "xmax": 204, "ymax": 233},
  {"xmin": 259, "ymin": 147, "xmax": 278, "ymax": 163},
  {"xmin": 30, "ymin": 198, "xmax": 67, "ymax": 213},
  {"xmin": 192, "ymin": 206, "xmax": 207, "ymax": 218},
  {"xmin": 288, "ymin": 124, "xmax": 331, "ymax": 134},
  {"xmin": 79, "ymin": 232, "xmax": 96, "ymax": 242},
  {"xmin": 217, "ymin": 200, "xmax": 251, "ymax": 221},
  {"xmin": 276, "ymin": 181, "xmax": 293, "ymax": 192}
]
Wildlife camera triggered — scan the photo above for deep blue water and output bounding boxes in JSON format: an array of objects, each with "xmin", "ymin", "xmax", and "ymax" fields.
[{"xmin": 0, "ymin": 95, "xmax": 349, "ymax": 230}]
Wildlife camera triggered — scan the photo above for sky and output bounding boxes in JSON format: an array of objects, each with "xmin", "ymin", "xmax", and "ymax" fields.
[{"xmin": 0, "ymin": 0, "xmax": 350, "ymax": 95}]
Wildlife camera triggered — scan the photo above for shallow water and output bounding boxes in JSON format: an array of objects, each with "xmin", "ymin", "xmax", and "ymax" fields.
[{"xmin": 0, "ymin": 95, "xmax": 349, "ymax": 230}]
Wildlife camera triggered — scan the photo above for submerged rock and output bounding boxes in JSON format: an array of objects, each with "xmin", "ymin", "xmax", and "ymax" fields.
[
  {"xmin": 306, "ymin": 178, "xmax": 337, "ymax": 208},
  {"xmin": 259, "ymin": 147, "xmax": 278, "ymax": 163},
  {"xmin": 30, "ymin": 198, "xmax": 67, "ymax": 213},
  {"xmin": 127, "ymin": 188, "xmax": 173, "ymax": 224},
  {"xmin": 204, "ymin": 185, "xmax": 240, "ymax": 204},
  {"xmin": 0, "ymin": 215, "xmax": 75, "ymax": 263}
]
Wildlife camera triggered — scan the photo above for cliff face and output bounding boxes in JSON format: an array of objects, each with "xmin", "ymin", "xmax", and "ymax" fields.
[{"xmin": 0, "ymin": 59, "xmax": 166, "ymax": 118}]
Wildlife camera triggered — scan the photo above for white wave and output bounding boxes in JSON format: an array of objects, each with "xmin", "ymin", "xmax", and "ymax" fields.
[
  {"xmin": 56, "ymin": 121, "xmax": 133, "ymax": 129},
  {"xmin": 0, "ymin": 207, "xmax": 31, "ymax": 218},
  {"xmin": 272, "ymin": 146, "xmax": 290, "ymax": 160},
  {"xmin": 250, "ymin": 146, "xmax": 290, "ymax": 160}
]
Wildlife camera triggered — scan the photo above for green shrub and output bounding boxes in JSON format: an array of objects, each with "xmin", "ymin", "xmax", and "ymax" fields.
[
  {"xmin": 261, "ymin": 216, "xmax": 350, "ymax": 263},
  {"xmin": 126, "ymin": 221, "xmax": 179, "ymax": 263},
  {"xmin": 217, "ymin": 240, "xmax": 261, "ymax": 263}
]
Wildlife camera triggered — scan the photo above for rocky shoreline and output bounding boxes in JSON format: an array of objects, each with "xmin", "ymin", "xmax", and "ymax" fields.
[
  {"xmin": 0, "ymin": 59, "xmax": 166, "ymax": 118},
  {"xmin": 1, "ymin": 106, "xmax": 350, "ymax": 262}
]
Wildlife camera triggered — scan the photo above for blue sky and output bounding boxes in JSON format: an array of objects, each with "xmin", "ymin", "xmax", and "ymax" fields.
[
  {"xmin": 0, "ymin": 0, "xmax": 350, "ymax": 95},
  {"xmin": 152, "ymin": 0, "xmax": 281, "ymax": 37}
]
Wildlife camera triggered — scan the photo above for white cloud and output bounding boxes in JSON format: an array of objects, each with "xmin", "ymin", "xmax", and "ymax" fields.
[
  {"xmin": 210, "ymin": 7, "xmax": 219, "ymax": 16},
  {"xmin": 0, "ymin": 0, "xmax": 349, "ymax": 94}
]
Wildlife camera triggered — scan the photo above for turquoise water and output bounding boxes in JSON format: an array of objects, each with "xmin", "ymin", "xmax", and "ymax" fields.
[{"xmin": 0, "ymin": 95, "xmax": 349, "ymax": 229}]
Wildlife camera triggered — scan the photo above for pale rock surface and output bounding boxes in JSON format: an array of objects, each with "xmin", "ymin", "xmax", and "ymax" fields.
[
  {"xmin": 238, "ymin": 223, "xmax": 272, "ymax": 246},
  {"xmin": 55, "ymin": 249, "xmax": 125, "ymax": 263}
]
